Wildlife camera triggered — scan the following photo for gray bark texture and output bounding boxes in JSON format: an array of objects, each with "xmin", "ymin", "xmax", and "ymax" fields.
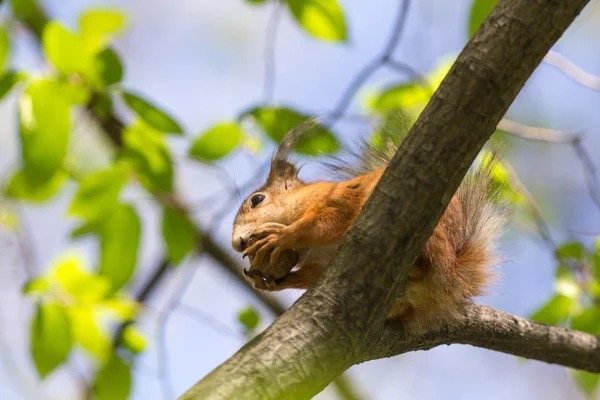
[{"xmin": 180, "ymin": 0, "xmax": 598, "ymax": 399}]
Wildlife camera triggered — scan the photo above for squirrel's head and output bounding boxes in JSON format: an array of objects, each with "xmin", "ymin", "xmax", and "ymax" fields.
[{"xmin": 231, "ymin": 157, "xmax": 304, "ymax": 253}]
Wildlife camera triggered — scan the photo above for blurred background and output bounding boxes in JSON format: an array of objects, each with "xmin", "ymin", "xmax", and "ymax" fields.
[{"xmin": 1, "ymin": 0, "xmax": 600, "ymax": 399}]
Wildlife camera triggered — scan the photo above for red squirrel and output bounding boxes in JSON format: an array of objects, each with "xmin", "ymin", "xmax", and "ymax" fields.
[{"xmin": 231, "ymin": 116, "xmax": 507, "ymax": 332}]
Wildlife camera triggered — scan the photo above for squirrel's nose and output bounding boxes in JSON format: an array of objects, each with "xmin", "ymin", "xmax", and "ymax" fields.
[{"xmin": 232, "ymin": 237, "xmax": 246, "ymax": 252}]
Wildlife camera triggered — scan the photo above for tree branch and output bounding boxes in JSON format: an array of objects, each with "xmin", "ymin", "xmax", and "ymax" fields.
[
  {"xmin": 372, "ymin": 303, "xmax": 600, "ymax": 373},
  {"xmin": 180, "ymin": 0, "xmax": 593, "ymax": 398}
]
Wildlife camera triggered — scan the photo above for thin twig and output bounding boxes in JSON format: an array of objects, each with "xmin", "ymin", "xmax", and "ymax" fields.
[
  {"xmin": 499, "ymin": 119, "xmax": 600, "ymax": 212},
  {"xmin": 544, "ymin": 50, "xmax": 600, "ymax": 90},
  {"xmin": 497, "ymin": 118, "xmax": 576, "ymax": 143},
  {"xmin": 329, "ymin": 0, "xmax": 411, "ymax": 120}
]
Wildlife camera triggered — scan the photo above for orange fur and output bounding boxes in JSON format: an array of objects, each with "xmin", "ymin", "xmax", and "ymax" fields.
[{"xmin": 232, "ymin": 128, "xmax": 506, "ymax": 332}]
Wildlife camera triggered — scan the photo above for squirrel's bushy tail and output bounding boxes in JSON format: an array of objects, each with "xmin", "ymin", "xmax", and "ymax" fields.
[{"xmin": 389, "ymin": 150, "xmax": 508, "ymax": 332}]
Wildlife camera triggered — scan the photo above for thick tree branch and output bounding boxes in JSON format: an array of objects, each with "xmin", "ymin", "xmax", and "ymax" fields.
[
  {"xmin": 372, "ymin": 303, "xmax": 600, "ymax": 373},
  {"xmin": 180, "ymin": 0, "xmax": 593, "ymax": 399}
]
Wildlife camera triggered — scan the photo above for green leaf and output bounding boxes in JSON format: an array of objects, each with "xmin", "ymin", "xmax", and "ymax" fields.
[
  {"xmin": 121, "ymin": 121, "xmax": 174, "ymax": 192},
  {"xmin": 0, "ymin": 26, "xmax": 9, "ymax": 71},
  {"xmin": 121, "ymin": 326, "xmax": 147, "ymax": 354},
  {"xmin": 53, "ymin": 255, "xmax": 111, "ymax": 304},
  {"xmin": 571, "ymin": 307, "xmax": 600, "ymax": 336},
  {"xmin": 530, "ymin": 294, "xmax": 577, "ymax": 326},
  {"xmin": 68, "ymin": 164, "xmax": 128, "ymax": 221},
  {"xmin": 101, "ymin": 298, "xmax": 139, "ymax": 321},
  {"xmin": 555, "ymin": 241, "xmax": 585, "ymax": 261},
  {"xmin": 79, "ymin": 9, "xmax": 125, "ymax": 52},
  {"xmin": 468, "ymin": 0, "xmax": 498, "ymax": 38},
  {"xmin": 19, "ymin": 78, "xmax": 88, "ymax": 185},
  {"xmin": 287, "ymin": 0, "xmax": 347, "ymax": 42},
  {"xmin": 247, "ymin": 106, "xmax": 339, "ymax": 155},
  {"xmin": 370, "ymin": 83, "xmax": 433, "ymax": 113},
  {"xmin": 31, "ymin": 302, "xmax": 73, "ymax": 378},
  {"xmin": 0, "ymin": 70, "xmax": 24, "ymax": 101},
  {"xmin": 238, "ymin": 307, "xmax": 260, "ymax": 330},
  {"xmin": 122, "ymin": 91, "xmax": 183, "ymax": 134},
  {"xmin": 93, "ymin": 354, "xmax": 132, "ymax": 400},
  {"xmin": 10, "ymin": 0, "xmax": 47, "ymax": 36},
  {"xmin": 93, "ymin": 48, "xmax": 123, "ymax": 87},
  {"xmin": 247, "ymin": 0, "xmax": 268, "ymax": 4},
  {"xmin": 23, "ymin": 277, "xmax": 50, "ymax": 296},
  {"xmin": 189, "ymin": 122, "xmax": 243, "ymax": 162},
  {"xmin": 5, "ymin": 169, "xmax": 67, "ymax": 202},
  {"xmin": 42, "ymin": 22, "xmax": 91, "ymax": 75},
  {"xmin": 69, "ymin": 307, "xmax": 110, "ymax": 361},
  {"xmin": 162, "ymin": 207, "xmax": 196, "ymax": 264},
  {"xmin": 573, "ymin": 370, "xmax": 599, "ymax": 397},
  {"xmin": 554, "ymin": 266, "xmax": 581, "ymax": 299},
  {"xmin": 98, "ymin": 204, "xmax": 141, "ymax": 291},
  {"xmin": 70, "ymin": 221, "xmax": 102, "ymax": 239}
]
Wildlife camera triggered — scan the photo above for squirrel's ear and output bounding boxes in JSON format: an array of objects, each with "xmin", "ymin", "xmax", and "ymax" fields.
[{"xmin": 267, "ymin": 159, "xmax": 299, "ymax": 186}]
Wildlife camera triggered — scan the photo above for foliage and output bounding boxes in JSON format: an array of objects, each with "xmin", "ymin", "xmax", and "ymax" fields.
[{"xmin": 0, "ymin": 0, "xmax": 597, "ymax": 398}]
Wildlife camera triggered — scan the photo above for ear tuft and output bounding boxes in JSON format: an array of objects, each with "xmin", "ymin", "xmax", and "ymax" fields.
[{"xmin": 267, "ymin": 159, "xmax": 298, "ymax": 185}]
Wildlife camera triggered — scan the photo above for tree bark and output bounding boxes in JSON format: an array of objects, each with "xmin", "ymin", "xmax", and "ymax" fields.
[{"xmin": 180, "ymin": 0, "xmax": 595, "ymax": 399}]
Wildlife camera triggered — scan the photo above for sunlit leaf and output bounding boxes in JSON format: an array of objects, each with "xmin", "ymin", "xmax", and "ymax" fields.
[
  {"xmin": 247, "ymin": 0, "xmax": 268, "ymax": 4},
  {"xmin": 162, "ymin": 207, "xmax": 196, "ymax": 264},
  {"xmin": 287, "ymin": 0, "xmax": 347, "ymax": 42},
  {"xmin": 0, "ymin": 26, "xmax": 9, "ymax": 71},
  {"xmin": 101, "ymin": 298, "xmax": 139, "ymax": 321},
  {"xmin": 370, "ymin": 83, "xmax": 432, "ymax": 114},
  {"xmin": 19, "ymin": 78, "xmax": 88, "ymax": 185},
  {"xmin": 189, "ymin": 122, "xmax": 243, "ymax": 162},
  {"xmin": 554, "ymin": 266, "xmax": 581, "ymax": 299},
  {"xmin": 571, "ymin": 307, "xmax": 600, "ymax": 336},
  {"xmin": 79, "ymin": 9, "xmax": 125, "ymax": 52},
  {"xmin": 530, "ymin": 294, "xmax": 577, "ymax": 326},
  {"xmin": 93, "ymin": 48, "xmax": 123, "ymax": 87},
  {"xmin": 468, "ymin": 0, "xmax": 498, "ymax": 38},
  {"xmin": 5, "ymin": 169, "xmax": 67, "ymax": 202},
  {"xmin": 31, "ymin": 302, "xmax": 73, "ymax": 378},
  {"xmin": 246, "ymin": 106, "xmax": 339, "ymax": 155},
  {"xmin": 0, "ymin": 70, "xmax": 24, "ymax": 101},
  {"xmin": 122, "ymin": 326, "xmax": 147, "ymax": 354},
  {"xmin": 98, "ymin": 204, "xmax": 141, "ymax": 291},
  {"xmin": 68, "ymin": 164, "xmax": 128, "ymax": 221},
  {"xmin": 42, "ymin": 22, "xmax": 91, "ymax": 75},
  {"xmin": 0, "ymin": 208, "xmax": 19, "ymax": 230},
  {"xmin": 93, "ymin": 354, "xmax": 131, "ymax": 400},
  {"xmin": 53, "ymin": 254, "xmax": 111, "ymax": 304},
  {"xmin": 121, "ymin": 121, "xmax": 174, "ymax": 192},
  {"xmin": 23, "ymin": 277, "xmax": 50, "ymax": 296},
  {"xmin": 70, "ymin": 307, "xmax": 110, "ymax": 361},
  {"xmin": 238, "ymin": 307, "xmax": 260, "ymax": 330},
  {"xmin": 573, "ymin": 370, "xmax": 600, "ymax": 397},
  {"xmin": 122, "ymin": 91, "xmax": 183, "ymax": 134},
  {"xmin": 427, "ymin": 56, "xmax": 455, "ymax": 88}
]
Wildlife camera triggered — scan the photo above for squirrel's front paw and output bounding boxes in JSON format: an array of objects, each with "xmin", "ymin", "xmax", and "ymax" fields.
[{"xmin": 242, "ymin": 223, "xmax": 294, "ymax": 269}]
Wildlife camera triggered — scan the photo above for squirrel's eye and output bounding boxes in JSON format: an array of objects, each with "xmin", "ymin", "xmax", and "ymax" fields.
[{"xmin": 250, "ymin": 194, "xmax": 265, "ymax": 208}]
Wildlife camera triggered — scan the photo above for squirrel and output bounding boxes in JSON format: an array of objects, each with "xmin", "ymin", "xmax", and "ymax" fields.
[{"xmin": 231, "ymin": 114, "xmax": 508, "ymax": 332}]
